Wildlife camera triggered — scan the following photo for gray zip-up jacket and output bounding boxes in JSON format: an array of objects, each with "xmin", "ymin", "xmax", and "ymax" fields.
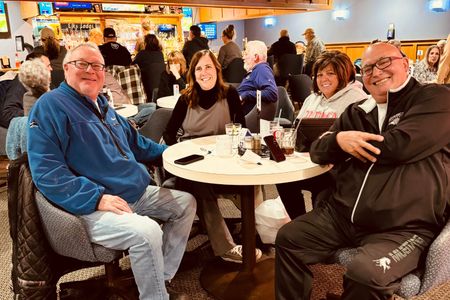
[{"xmin": 310, "ymin": 77, "xmax": 450, "ymax": 233}]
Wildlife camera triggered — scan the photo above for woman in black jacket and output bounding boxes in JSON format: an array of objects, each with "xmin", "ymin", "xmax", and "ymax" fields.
[{"xmin": 133, "ymin": 34, "xmax": 165, "ymax": 101}]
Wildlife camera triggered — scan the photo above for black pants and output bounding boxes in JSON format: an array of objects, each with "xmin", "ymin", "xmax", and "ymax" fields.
[
  {"xmin": 276, "ymin": 172, "xmax": 333, "ymax": 219},
  {"xmin": 275, "ymin": 203, "xmax": 436, "ymax": 300}
]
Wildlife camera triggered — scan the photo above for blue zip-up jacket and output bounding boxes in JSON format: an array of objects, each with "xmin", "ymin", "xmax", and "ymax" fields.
[
  {"xmin": 237, "ymin": 62, "xmax": 278, "ymax": 115},
  {"xmin": 27, "ymin": 82, "xmax": 167, "ymax": 215}
]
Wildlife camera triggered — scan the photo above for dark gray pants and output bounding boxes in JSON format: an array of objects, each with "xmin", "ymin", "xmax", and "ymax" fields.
[{"xmin": 275, "ymin": 204, "xmax": 435, "ymax": 300}]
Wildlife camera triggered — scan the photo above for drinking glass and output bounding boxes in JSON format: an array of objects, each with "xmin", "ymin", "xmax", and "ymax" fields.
[
  {"xmin": 281, "ymin": 128, "xmax": 296, "ymax": 156},
  {"xmin": 225, "ymin": 123, "xmax": 242, "ymax": 154}
]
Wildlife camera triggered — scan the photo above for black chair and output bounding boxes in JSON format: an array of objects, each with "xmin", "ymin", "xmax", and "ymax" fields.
[
  {"xmin": 274, "ymin": 86, "xmax": 295, "ymax": 127},
  {"xmin": 245, "ymin": 100, "xmax": 278, "ymax": 133},
  {"xmin": 222, "ymin": 58, "xmax": 246, "ymax": 84},
  {"xmin": 139, "ymin": 107, "xmax": 173, "ymax": 143},
  {"xmin": 288, "ymin": 74, "xmax": 313, "ymax": 108},
  {"xmin": 275, "ymin": 54, "xmax": 304, "ymax": 86},
  {"xmin": 296, "ymin": 118, "xmax": 336, "ymax": 152}
]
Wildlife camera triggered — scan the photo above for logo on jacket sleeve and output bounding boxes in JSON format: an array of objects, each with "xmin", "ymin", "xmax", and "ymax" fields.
[
  {"xmin": 373, "ymin": 257, "xmax": 391, "ymax": 273},
  {"xmin": 29, "ymin": 120, "xmax": 39, "ymax": 128}
]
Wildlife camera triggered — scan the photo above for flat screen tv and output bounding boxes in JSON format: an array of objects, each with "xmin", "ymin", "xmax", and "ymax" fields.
[
  {"xmin": 198, "ymin": 23, "xmax": 217, "ymax": 40},
  {"xmin": 54, "ymin": 2, "xmax": 92, "ymax": 11},
  {"xmin": 38, "ymin": 2, "xmax": 53, "ymax": 15}
]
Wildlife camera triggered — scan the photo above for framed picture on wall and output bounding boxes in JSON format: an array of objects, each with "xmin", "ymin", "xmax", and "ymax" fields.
[{"xmin": 0, "ymin": 2, "xmax": 11, "ymax": 39}]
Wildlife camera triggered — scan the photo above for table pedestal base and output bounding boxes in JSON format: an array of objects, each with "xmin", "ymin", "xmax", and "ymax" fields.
[{"xmin": 200, "ymin": 258, "xmax": 275, "ymax": 300}]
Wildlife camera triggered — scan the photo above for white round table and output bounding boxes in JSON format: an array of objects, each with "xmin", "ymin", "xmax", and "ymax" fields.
[
  {"xmin": 156, "ymin": 95, "xmax": 179, "ymax": 109},
  {"xmin": 114, "ymin": 104, "xmax": 138, "ymax": 118},
  {"xmin": 163, "ymin": 135, "xmax": 331, "ymax": 299}
]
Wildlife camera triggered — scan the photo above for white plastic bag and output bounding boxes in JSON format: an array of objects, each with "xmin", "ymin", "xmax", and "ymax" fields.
[{"xmin": 255, "ymin": 196, "xmax": 291, "ymax": 244}]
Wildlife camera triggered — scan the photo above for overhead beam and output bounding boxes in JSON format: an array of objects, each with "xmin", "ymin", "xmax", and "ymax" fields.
[{"xmin": 55, "ymin": 0, "xmax": 333, "ymax": 11}]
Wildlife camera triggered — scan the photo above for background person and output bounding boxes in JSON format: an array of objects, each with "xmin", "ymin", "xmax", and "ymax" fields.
[
  {"xmin": 217, "ymin": 24, "xmax": 242, "ymax": 70},
  {"xmin": 18, "ymin": 56, "xmax": 52, "ymax": 115},
  {"xmin": 237, "ymin": 40, "xmax": 278, "ymax": 115},
  {"xmin": 162, "ymin": 50, "xmax": 257, "ymax": 264},
  {"xmin": 34, "ymin": 27, "xmax": 67, "ymax": 71},
  {"xmin": 267, "ymin": 29, "xmax": 296, "ymax": 64},
  {"xmin": 436, "ymin": 34, "xmax": 450, "ymax": 84},
  {"xmin": 275, "ymin": 42, "xmax": 450, "ymax": 300},
  {"xmin": 99, "ymin": 27, "xmax": 132, "ymax": 67},
  {"xmin": 276, "ymin": 51, "xmax": 367, "ymax": 219},
  {"xmin": 87, "ymin": 27, "xmax": 103, "ymax": 46},
  {"xmin": 0, "ymin": 53, "xmax": 52, "ymax": 128},
  {"xmin": 133, "ymin": 34, "xmax": 165, "ymax": 101},
  {"xmin": 303, "ymin": 27, "xmax": 326, "ymax": 77},
  {"xmin": 134, "ymin": 18, "xmax": 152, "ymax": 54},
  {"xmin": 157, "ymin": 51, "xmax": 188, "ymax": 99},
  {"xmin": 182, "ymin": 25, "xmax": 209, "ymax": 67},
  {"xmin": 27, "ymin": 43, "xmax": 196, "ymax": 300},
  {"xmin": 412, "ymin": 45, "xmax": 440, "ymax": 83},
  {"xmin": 295, "ymin": 40, "xmax": 306, "ymax": 55},
  {"xmin": 437, "ymin": 39, "xmax": 447, "ymax": 54}
]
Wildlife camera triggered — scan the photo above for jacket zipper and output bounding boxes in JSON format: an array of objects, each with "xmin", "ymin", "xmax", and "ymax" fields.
[
  {"xmin": 350, "ymin": 163, "xmax": 374, "ymax": 223},
  {"xmin": 89, "ymin": 98, "xmax": 129, "ymax": 160},
  {"xmin": 100, "ymin": 117, "xmax": 129, "ymax": 159}
]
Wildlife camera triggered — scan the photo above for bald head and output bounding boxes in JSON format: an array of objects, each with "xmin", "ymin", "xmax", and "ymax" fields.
[{"xmin": 361, "ymin": 43, "xmax": 409, "ymax": 103}]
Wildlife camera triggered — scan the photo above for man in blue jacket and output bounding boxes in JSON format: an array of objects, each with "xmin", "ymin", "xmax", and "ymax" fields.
[
  {"xmin": 238, "ymin": 40, "xmax": 278, "ymax": 115},
  {"xmin": 27, "ymin": 43, "xmax": 196, "ymax": 300}
]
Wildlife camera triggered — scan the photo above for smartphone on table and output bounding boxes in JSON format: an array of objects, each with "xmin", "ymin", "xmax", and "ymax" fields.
[{"xmin": 174, "ymin": 154, "xmax": 204, "ymax": 165}]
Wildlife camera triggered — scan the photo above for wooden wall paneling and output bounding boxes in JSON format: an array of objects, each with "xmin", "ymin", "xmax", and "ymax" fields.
[
  {"xmin": 222, "ymin": 8, "xmax": 234, "ymax": 20},
  {"xmin": 346, "ymin": 46, "xmax": 366, "ymax": 62},
  {"xmin": 325, "ymin": 45, "xmax": 345, "ymax": 53},
  {"xmin": 234, "ymin": 8, "xmax": 247, "ymax": 18},
  {"xmin": 401, "ymin": 43, "xmax": 416, "ymax": 61}
]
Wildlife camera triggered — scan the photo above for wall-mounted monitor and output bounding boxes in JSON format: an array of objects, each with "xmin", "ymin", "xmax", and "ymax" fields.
[
  {"xmin": 54, "ymin": 2, "xmax": 92, "ymax": 11},
  {"xmin": 0, "ymin": 1, "xmax": 11, "ymax": 39},
  {"xmin": 38, "ymin": 2, "xmax": 53, "ymax": 15},
  {"xmin": 198, "ymin": 23, "xmax": 217, "ymax": 40},
  {"xmin": 101, "ymin": 4, "xmax": 145, "ymax": 13},
  {"xmin": 158, "ymin": 24, "xmax": 177, "ymax": 38}
]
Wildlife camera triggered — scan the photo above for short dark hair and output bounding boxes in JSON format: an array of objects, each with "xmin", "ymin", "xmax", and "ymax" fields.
[
  {"xmin": 312, "ymin": 51, "xmax": 355, "ymax": 95},
  {"xmin": 25, "ymin": 52, "xmax": 45, "ymax": 61},
  {"xmin": 190, "ymin": 25, "xmax": 201, "ymax": 37}
]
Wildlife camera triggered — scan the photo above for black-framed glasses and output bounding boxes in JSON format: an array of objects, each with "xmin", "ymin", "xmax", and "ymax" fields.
[
  {"xmin": 67, "ymin": 60, "xmax": 105, "ymax": 71},
  {"xmin": 361, "ymin": 56, "xmax": 403, "ymax": 77}
]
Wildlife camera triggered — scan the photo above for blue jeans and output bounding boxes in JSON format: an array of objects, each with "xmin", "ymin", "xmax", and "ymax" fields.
[{"xmin": 80, "ymin": 185, "xmax": 196, "ymax": 300}]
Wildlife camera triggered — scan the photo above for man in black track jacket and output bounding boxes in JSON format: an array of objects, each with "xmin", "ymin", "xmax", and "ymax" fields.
[{"xmin": 275, "ymin": 42, "xmax": 450, "ymax": 300}]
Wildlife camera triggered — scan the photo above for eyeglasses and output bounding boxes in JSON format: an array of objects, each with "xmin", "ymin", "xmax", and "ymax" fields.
[
  {"xmin": 67, "ymin": 60, "xmax": 105, "ymax": 71},
  {"xmin": 361, "ymin": 56, "xmax": 403, "ymax": 77}
]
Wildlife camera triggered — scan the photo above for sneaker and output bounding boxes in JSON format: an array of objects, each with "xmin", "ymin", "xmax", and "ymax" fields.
[{"xmin": 221, "ymin": 245, "xmax": 262, "ymax": 263}]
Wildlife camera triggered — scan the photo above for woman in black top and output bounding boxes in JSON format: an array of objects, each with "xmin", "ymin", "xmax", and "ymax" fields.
[
  {"xmin": 133, "ymin": 34, "xmax": 165, "ymax": 101},
  {"xmin": 163, "ymin": 49, "xmax": 244, "ymax": 145},
  {"xmin": 157, "ymin": 51, "xmax": 187, "ymax": 99},
  {"xmin": 163, "ymin": 50, "xmax": 260, "ymax": 264}
]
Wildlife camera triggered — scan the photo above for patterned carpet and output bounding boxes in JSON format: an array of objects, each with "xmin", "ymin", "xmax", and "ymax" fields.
[{"xmin": 1, "ymin": 187, "xmax": 450, "ymax": 300}]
